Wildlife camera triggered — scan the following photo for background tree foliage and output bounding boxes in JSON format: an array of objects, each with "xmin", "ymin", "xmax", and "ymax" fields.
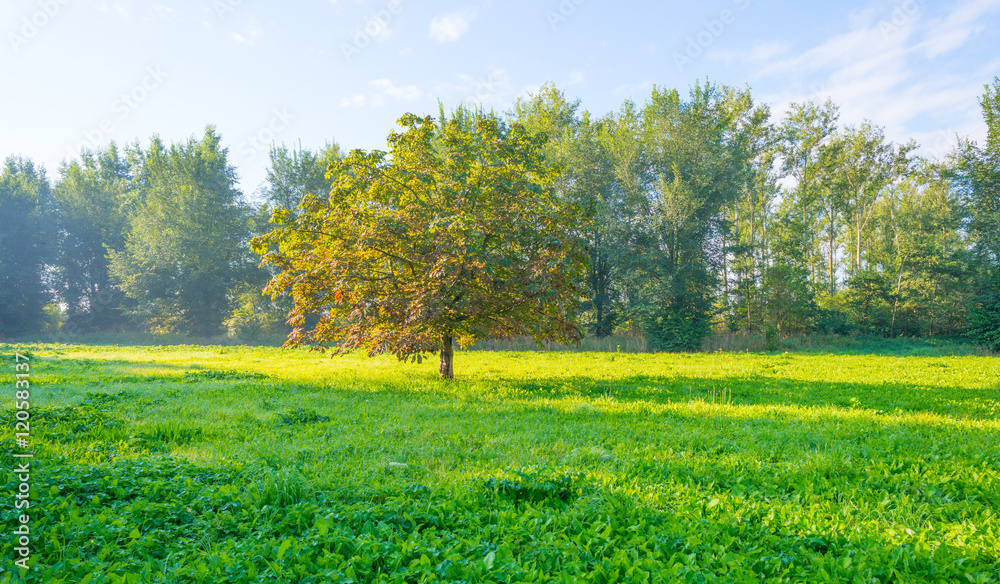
[
  {"xmin": 0, "ymin": 156, "xmax": 55, "ymax": 337},
  {"xmin": 960, "ymin": 77, "xmax": 1000, "ymax": 351},
  {"xmin": 511, "ymin": 85, "xmax": 624, "ymax": 338},
  {"xmin": 1, "ymin": 78, "xmax": 998, "ymax": 353},
  {"xmin": 254, "ymin": 109, "xmax": 589, "ymax": 377},
  {"xmin": 258, "ymin": 142, "xmax": 343, "ymax": 217},
  {"xmin": 109, "ymin": 127, "xmax": 258, "ymax": 336},
  {"xmin": 53, "ymin": 143, "xmax": 136, "ymax": 333},
  {"xmin": 224, "ymin": 142, "xmax": 346, "ymax": 340}
]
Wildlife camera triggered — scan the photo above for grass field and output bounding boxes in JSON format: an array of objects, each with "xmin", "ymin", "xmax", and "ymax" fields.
[{"xmin": 2, "ymin": 343, "xmax": 999, "ymax": 583}]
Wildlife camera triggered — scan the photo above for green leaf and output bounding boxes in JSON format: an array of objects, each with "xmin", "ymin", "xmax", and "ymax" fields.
[{"xmin": 276, "ymin": 538, "xmax": 292, "ymax": 560}]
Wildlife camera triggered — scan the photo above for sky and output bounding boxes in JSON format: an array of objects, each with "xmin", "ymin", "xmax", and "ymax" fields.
[{"xmin": 2, "ymin": 0, "xmax": 998, "ymax": 197}]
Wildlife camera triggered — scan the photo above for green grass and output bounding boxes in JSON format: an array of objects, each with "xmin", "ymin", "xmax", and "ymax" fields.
[{"xmin": 2, "ymin": 343, "xmax": 999, "ymax": 583}]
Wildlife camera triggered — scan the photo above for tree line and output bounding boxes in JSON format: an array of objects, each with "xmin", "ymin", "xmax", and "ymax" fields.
[{"xmin": 1, "ymin": 77, "xmax": 998, "ymax": 352}]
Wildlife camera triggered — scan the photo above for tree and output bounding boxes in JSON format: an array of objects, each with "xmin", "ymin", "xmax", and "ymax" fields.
[
  {"xmin": 109, "ymin": 127, "xmax": 258, "ymax": 336},
  {"xmin": 596, "ymin": 99, "xmax": 654, "ymax": 334},
  {"xmin": 814, "ymin": 138, "xmax": 844, "ymax": 296},
  {"xmin": 0, "ymin": 156, "xmax": 55, "ymax": 337},
  {"xmin": 845, "ymin": 268, "xmax": 894, "ymax": 335},
  {"xmin": 512, "ymin": 84, "xmax": 627, "ymax": 338},
  {"xmin": 563, "ymin": 116, "xmax": 618, "ymax": 337},
  {"xmin": 719, "ymin": 92, "xmax": 775, "ymax": 332},
  {"xmin": 779, "ymin": 100, "xmax": 839, "ymax": 285},
  {"xmin": 637, "ymin": 82, "xmax": 755, "ymax": 349},
  {"xmin": 761, "ymin": 262, "xmax": 817, "ymax": 334},
  {"xmin": 871, "ymin": 167, "xmax": 970, "ymax": 337},
  {"xmin": 259, "ymin": 142, "xmax": 343, "ymax": 216},
  {"xmin": 53, "ymin": 143, "xmax": 134, "ymax": 332},
  {"xmin": 254, "ymin": 110, "xmax": 589, "ymax": 378},
  {"xmin": 829, "ymin": 122, "xmax": 915, "ymax": 277},
  {"xmin": 959, "ymin": 77, "xmax": 1000, "ymax": 350}
]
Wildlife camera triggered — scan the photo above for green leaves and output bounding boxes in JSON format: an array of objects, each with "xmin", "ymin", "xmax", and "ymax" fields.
[
  {"xmin": 108, "ymin": 126, "xmax": 258, "ymax": 337},
  {"xmin": 0, "ymin": 155, "xmax": 56, "ymax": 336},
  {"xmin": 256, "ymin": 108, "xmax": 589, "ymax": 377}
]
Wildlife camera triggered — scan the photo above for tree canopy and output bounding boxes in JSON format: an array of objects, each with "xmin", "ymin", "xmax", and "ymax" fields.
[
  {"xmin": 109, "ymin": 127, "xmax": 258, "ymax": 336},
  {"xmin": 253, "ymin": 109, "xmax": 589, "ymax": 377},
  {"xmin": 2, "ymin": 77, "xmax": 998, "ymax": 356},
  {"xmin": 0, "ymin": 156, "xmax": 54, "ymax": 337}
]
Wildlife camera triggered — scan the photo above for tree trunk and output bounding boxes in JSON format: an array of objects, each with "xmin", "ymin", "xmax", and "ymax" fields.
[
  {"xmin": 439, "ymin": 333, "xmax": 454, "ymax": 379},
  {"xmin": 829, "ymin": 215, "xmax": 836, "ymax": 296},
  {"xmin": 722, "ymin": 235, "xmax": 730, "ymax": 318},
  {"xmin": 890, "ymin": 272, "xmax": 903, "ymax": 337},
  {"xmin": 856, "ymin": 224, "xmax": 862, "ymax": 275}
]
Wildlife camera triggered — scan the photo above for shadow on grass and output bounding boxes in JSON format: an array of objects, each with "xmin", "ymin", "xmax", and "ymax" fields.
[
  {"xmin": 26, "ymin": 355, "xmax": 276, "ymax": 387},
  {"xmin": 21, "ymin": 348, "xmax": 998, "ymax": 428},
  {"xmin": 367, "ymin": 372, "xmax": 1000, "ymax": 424}
]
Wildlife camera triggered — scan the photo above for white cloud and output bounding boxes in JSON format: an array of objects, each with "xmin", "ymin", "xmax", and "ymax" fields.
[
  {"xmin": 341, "ymin": 79, "xmax": 423, "ymax": 108},
  {"xmin": 746, "ymin": 0, "xmax": 996, "ymax": 159},
  {"xmin": 151, "ymin": 4, "xmax": 178, "ymax": 21},
  {"xmin": 429, "ymin": 10, "xmax": 475, "ymax": 42},
  {"xmin": 340, "ymin": 94, "xmax": 367, "ymax": 108},
  {"xmin": 370, "ymin": 78, "xmax": 422, "ymax": 103},
  {"xmin": 232, "ymin": 21, "xmax": 263, "ymax": 45},
  {"xmin": 919, "ymin": 0, "xmax": 1000, "ymax": 57}
]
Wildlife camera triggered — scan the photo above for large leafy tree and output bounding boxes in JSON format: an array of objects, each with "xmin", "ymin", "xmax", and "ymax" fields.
[
  {"xmin": 637, "ymin": 83, "xmax": 756, "ymax": 350},
  {"xmin": 871, "ymin": 167, "xmax": 970, "ymax": 337},
  {"xmin": 512, "ymin": 84, "xmax": 625, "ymax": 338},
  {"xmin": 0, "ymin": 156, "xmax": 55, "ymax": 337},
  {"xmin": 572, "ymin": 114, "xmax": 625, "ymax": 338},
  {"xmin": 597, "ymin": 100, "xmax": 655, "ymax": 333},
  {"xmin": 109, "ymin": 127, "xmax": 257, "ymax": 336},
  {"xmin": 254, "ymin": 110, "xmax": 589, "ymax": 378},
  {"xmin": 778, "ymin": 100, "xmax": 839, "ymax": 284},
  {"xmin": 718, "ymin": 91, "xmax": 774, "ymax": 332},
  {"xmin": 53, "ymin": 143, "xmax": 135, "ymax": 332},
  {"xmin": 959, "ymin": 77, "xmax": 1000, "ymax": 350},
  {"xmin": 258, "ymin": 142, "xmax": 343, "ymax": 217},
  {"xmin": 829, "ymin": 122, "xmax": 915, "ymax": 277}
]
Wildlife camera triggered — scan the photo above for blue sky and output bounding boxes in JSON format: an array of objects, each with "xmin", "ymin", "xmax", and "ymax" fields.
[{"xmin": 2, "ymin": 0, "xmax": 998, "ymax": 195}]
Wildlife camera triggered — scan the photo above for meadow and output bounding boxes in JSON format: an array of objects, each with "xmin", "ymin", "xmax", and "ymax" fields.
[{"xmin": 2, "ymin": 342, "xmax": 999, "ymax": 583}]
